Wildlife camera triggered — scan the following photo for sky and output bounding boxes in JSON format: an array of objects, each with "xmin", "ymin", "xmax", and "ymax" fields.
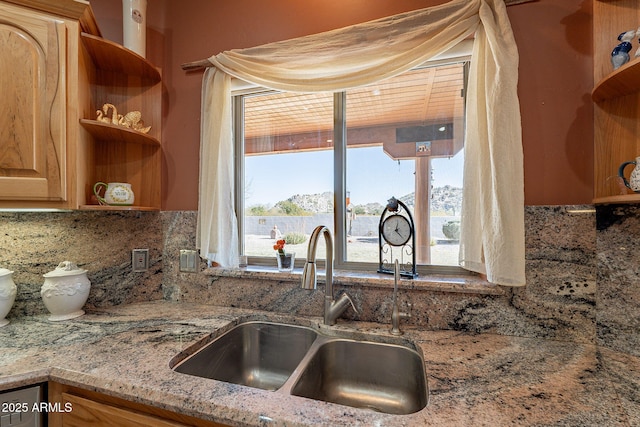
[{"xmin": 245, "ymin": 146, "xmax": 464, "ymax": 207}]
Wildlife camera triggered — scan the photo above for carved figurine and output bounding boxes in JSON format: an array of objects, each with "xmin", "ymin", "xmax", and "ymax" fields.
[
  {"xmin": 612, "ymin": 30, "xmax": 635, "ymax": 70},
  {"xmin": 119, "ymin": 110, "xmax": 151, "ymax": 134},
  {"xmin": 95, "ymin": 103, "xmax": 151, "ymax": 134},
  {"xmin": 95, "ymin": 109, "xmax": 109, "ymax": 123},
  {"xmin": 118, "ymin": 110, "xmax": 141, "ymax": 128},
  {"xmin": 96, "ymin": 103, "xmax": 122, "ymax": 124}
]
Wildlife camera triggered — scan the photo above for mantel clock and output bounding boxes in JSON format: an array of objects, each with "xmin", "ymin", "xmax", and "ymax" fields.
[{"xmin": 378, "ymin": 197, "xmax": 418, "ymax": 278}]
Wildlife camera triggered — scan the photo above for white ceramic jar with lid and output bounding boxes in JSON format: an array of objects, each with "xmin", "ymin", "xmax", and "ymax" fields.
[
  {"xmin": 0, "ymin": 268, "xmax": 16, "ymax": 327},
  {"xmin": 41, "ymin": 261, "xmax": 91, "ymax": 321}
]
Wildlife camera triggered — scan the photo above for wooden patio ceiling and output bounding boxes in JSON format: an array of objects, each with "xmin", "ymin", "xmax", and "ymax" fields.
[{"xmin": 243, "ymin": 62, "xmax": 466, "ymax": 159}]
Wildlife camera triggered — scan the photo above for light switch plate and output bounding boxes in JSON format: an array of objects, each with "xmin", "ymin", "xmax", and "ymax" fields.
[
  {"xmin": 180, "ymin": 249, "xmax": 198, "ymax": 273},
  {"xmin": 132, "ymin": 249, "xmax": 149, "ymax": 272}
]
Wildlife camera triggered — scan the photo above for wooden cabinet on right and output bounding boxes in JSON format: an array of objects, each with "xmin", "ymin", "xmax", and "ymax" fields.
[{"xmin": 593, "ymin": 0, "xmax": 640, "ymax": 204}]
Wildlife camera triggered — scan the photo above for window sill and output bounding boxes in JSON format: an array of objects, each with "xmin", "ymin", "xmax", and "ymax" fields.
[{"xmin": 203, "ymin": 266, "xmax": 505, "ymax": 296}]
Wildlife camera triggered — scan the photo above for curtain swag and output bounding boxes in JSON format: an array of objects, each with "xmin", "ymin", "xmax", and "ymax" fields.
[{"xmin": 196, "ymin": 0, "xmax": 525, "ymax": 286}]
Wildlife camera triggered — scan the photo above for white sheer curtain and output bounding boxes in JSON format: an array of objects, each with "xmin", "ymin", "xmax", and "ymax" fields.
[{"xmin": 197, "ymin": 0, "xmax": 525, "ymax": 286}]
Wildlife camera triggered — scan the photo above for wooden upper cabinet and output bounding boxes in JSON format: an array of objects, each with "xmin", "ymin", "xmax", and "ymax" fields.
[
  {"xmin": 0, "ymin": 5, "xmax": 67, "ymax": 202},
  {"xmin": 0, "ymin": 0, "xmax": 162, "ymax": 210}
]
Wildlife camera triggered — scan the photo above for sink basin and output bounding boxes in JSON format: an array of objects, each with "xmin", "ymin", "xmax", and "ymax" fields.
[
  {"xmin": 172, "ymin": 320, "xmax": 429, "ymax": 415},
  {"xmin": 172, "ymin": 321, "xmax": 318, "ymax": 390},
  {"xmin": 290, "ymin": 339, "xmax": 428, "ymax": 415}
]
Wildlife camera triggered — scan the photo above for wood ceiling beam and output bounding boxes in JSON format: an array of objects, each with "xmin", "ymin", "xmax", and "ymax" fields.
[{"xmin": 245, "ymin": 123, "xmax": 463, "ymax": 159}]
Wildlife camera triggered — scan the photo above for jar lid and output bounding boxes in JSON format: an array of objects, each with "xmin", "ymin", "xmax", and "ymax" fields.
[
  {"xmin": 0, "ymin": 268, "xmax": 13, "ymax": 277},
  {"xmin": 43, "ymin": 261, "xmax": 87, "ymax": 278}
]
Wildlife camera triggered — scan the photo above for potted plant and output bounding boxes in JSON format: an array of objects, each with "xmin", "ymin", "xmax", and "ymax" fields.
[{"xmin": 274, "ymin": 239, "xmax": 295, "ymax": 271}]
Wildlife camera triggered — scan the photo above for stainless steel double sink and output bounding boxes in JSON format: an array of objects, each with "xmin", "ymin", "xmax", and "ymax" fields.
[{"xmin": 170, "ymin": 321, "xmax": 428, "ymax": 415}]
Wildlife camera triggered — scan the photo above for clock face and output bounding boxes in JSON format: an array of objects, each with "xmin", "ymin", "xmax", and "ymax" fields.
[{"xmin": 381, "ymin": 214, "xmax": 412, "ymax": 246}]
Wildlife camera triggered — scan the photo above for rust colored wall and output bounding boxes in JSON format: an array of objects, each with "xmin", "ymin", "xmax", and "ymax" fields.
[
  {"xmin": 510, "ymin": 0, "xmax": 593, "ymax": 205},
  {"xmin": 91, "ymin": 0, "xmax": 593, "ymax": 210}
]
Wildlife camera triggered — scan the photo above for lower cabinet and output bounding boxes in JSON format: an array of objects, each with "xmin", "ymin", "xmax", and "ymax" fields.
[{"xmin": 48, "ymin": 382, "xmax": 229, "ymax": 427}]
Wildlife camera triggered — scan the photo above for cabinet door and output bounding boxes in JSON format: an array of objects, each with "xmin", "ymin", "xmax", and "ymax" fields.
[
  {"xmin": 48, "ymin": 383, "xmax": 231, "ymax": 427},
  {"xmin": 60, "ymin": 393, "xmax": 188, "ymax": 427},
  {"xmin": 0, "ymin": 5, "xmax": 67, "ymax": 201}
]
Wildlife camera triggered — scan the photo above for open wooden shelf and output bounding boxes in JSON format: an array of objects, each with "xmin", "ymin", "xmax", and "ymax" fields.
[
  {"xmin": 79, "ymin": 119, "xmax": 160, "ymax": 146},
  {"xmin": 593, "ymin": 193, "xmax": 640, "ymax": 205},
  {"xmin": 592, "ymin": 57, "xmax": 640, "ymax": 102},
  {"xmin": 80, "ymin": 31, "xmax": 163, "ymax": 210},
  {"xmin": 80, "ymin": 32, "xmax": 161, "ymax": 84},
  {"xmin": 592, "ymin": 0, "xmax": 640, "ymax": 203}
]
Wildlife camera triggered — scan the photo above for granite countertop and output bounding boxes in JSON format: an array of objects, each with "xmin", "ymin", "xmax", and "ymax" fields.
[{"xmin": 0, "ymin": 301, "xmax": 637, "ymax": 426}]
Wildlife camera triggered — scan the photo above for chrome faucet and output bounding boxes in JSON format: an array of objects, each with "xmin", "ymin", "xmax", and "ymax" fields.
[
  {"xmin": 301, "ymin": 225, "xmax": 357, "ymax": 325},
  {"xmin": 390, "ymin": 259, "xmax": 412, "ymax": 335}
]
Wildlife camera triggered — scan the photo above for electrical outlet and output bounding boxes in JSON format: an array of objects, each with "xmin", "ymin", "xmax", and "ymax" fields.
[
  {"xmin": 132, "ymin": 249, "xmax": 149, "ymax": 272},
  {"xmin": 180, "ymin": 249, "xmax": 198, "ymax": 273}
]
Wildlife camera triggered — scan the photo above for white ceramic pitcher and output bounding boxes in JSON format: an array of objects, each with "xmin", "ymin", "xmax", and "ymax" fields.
[
  {"xmin": 619, "ymin": 157, "xmax": 640, "ymax": 193},
  {"xmin": 93, "ymin": 182, "xmax": 135, "ymax": 206}
]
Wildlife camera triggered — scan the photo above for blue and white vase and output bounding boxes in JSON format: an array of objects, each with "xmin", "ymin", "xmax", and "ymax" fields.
[{"xmin": 612, "ymin": 30, "xmax": 636, "ymax": 70}]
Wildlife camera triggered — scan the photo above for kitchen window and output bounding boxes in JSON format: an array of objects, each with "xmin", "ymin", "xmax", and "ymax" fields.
[
  {"xmin": 197, "ymin": 0, "xmax": 524, "ymax": 284},
  {"xmin": 235, "ymin": 61, "xmax": 469, "ymax": 274}
]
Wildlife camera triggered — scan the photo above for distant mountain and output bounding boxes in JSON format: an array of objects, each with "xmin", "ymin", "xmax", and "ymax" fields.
[
  {"xmin": 282, "ymin": 186, "xmax": 462, "ymax": 216},
  {"xmin": 430, "ymin": 185, "xmax": 462, "ymax": 215},
  {"xmin": 289, "ymin": 192, "xmax": 333, "ymax": 213}
]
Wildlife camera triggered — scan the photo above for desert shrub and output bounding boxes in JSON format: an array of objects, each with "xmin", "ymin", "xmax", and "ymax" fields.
[
  {"xmin": 275, "ymin": 200, "xmax": 308, "ymax": 216},
  {"xmin": 442, "ymin": 220, "xmax": 460, "ymax": 240},
  {"xmin": 284, "ymin": 232, "xmax": 307, "ymax": 245},
  {"xmin": 247, "ymin": 205, "xmax": 268, "ymax": 215}
]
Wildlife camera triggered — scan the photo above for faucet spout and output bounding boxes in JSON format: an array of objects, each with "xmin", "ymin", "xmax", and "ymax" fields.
[
  {"xmin": 300, "ymin": 226, "xmax": 332, "ymax": 291},
  {"xmin": 301, "ymin": 225, "xmax": 357, "ymax": 325}
]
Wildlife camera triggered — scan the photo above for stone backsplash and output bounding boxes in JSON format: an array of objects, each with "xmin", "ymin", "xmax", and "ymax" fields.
[
  {"xmin": 1, "ymin": 205, "xmax": 637, "ymax": 357},
  {"xmin": 596, "ymin": 204, "xmax": 640, "ymax": 356},
  {"xmin": 164, "ymin": 206, "xmax": 600, "ymax": 346},
  {"xmin": 0, "ymin": 211, "xmax": 163, "ymax": 316}
]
